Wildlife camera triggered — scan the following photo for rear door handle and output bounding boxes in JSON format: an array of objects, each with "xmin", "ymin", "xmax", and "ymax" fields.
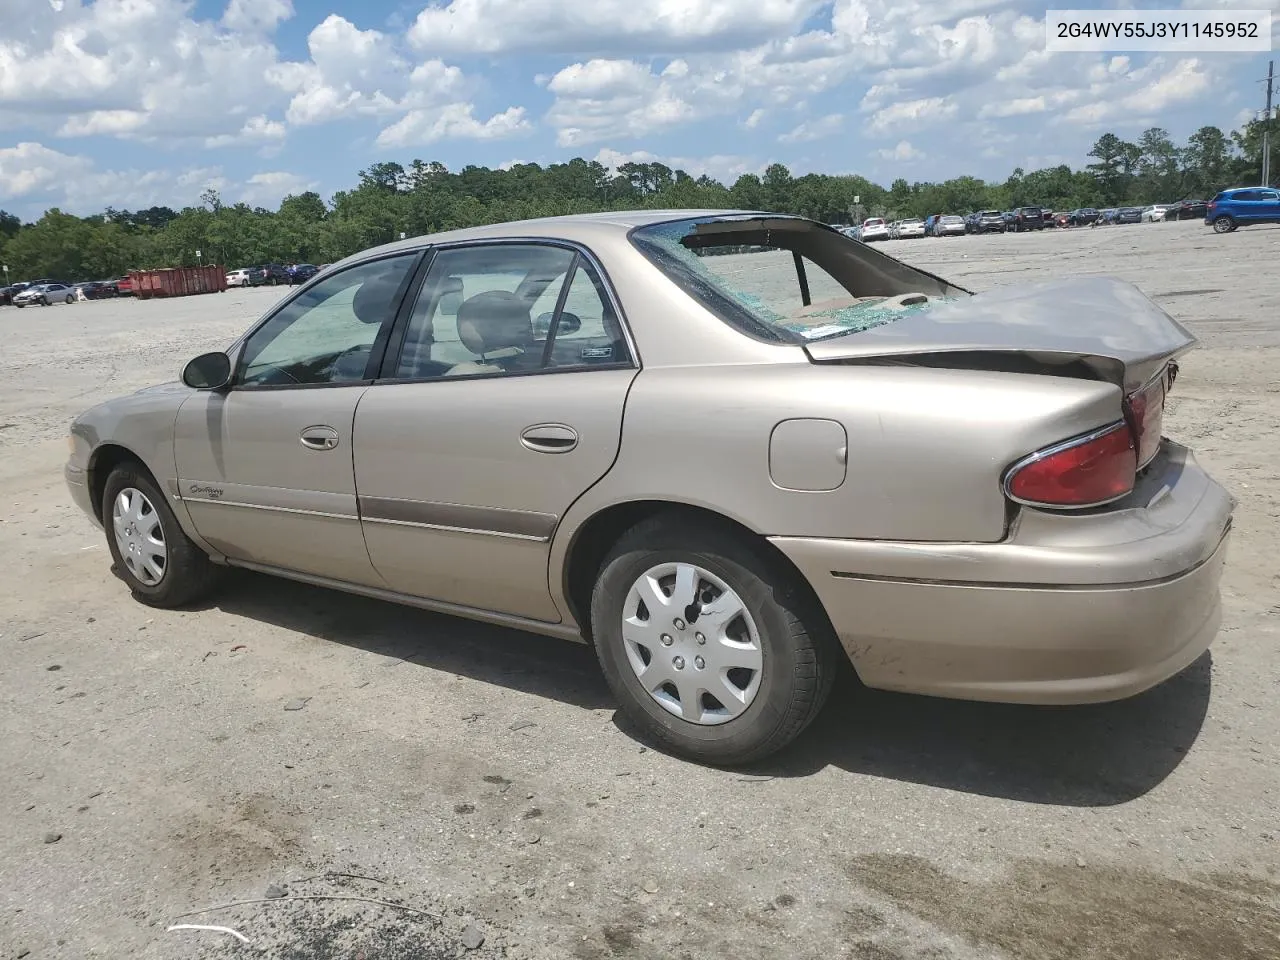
[
  {"xmin": 520, "ymin": 423, "xmax": 578, "ymax": 454},
  {"xmin": 300, "ymin": 425, "xmax": 340, "ymax": 451}
]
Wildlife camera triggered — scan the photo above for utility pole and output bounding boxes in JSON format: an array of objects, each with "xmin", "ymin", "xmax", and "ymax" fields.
[{"xmin": 1263, "ymin": 59, "xmax": 1274, "ymax": 188}]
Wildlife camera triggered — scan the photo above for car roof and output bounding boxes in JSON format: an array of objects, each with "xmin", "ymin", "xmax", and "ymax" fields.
[{"xmin": 325, "ymin": 208, "xmax": 782, "ymax": 272}]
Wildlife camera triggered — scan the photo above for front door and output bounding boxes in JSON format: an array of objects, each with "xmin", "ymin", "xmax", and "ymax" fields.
[
  {"xmin": 175, "ymin": 252, "xmax": 420, "ymax": 585},
  {"xmin": 354, "ymin": 241, "xmax": 638, "ymax": 622}
]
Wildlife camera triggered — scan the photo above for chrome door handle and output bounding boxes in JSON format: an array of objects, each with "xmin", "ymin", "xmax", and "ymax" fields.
[
  {"xmin": 520, "ymin": 423, "xmax": 578, "ymax": 454},
  {"xmin": 300, "ymin": 425, "xmax": 340, "ymax": 451}
]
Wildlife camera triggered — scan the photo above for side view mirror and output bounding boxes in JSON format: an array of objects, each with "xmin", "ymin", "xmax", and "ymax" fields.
[
  {"xmin": 182, "ymin": 351, "xmax": 232, "ymax": 390},
  {"xmin": 533, "ymin": 311, "xmax": 582, "ymax": 337}
]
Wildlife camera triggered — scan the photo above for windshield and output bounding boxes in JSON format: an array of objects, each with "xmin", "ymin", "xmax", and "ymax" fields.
[{"xmin": 629, "ymin": 216, "xmax": 965, "ymax": 344}]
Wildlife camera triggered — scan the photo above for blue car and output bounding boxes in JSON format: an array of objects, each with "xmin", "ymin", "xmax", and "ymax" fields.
[{"xmin": 1205, "ymin": 186, "xmax": 1280, "ymax": 234}]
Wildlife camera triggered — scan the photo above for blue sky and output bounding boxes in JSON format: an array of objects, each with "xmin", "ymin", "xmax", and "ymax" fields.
[{"xmin": 1, "ymin": 0, "xmax": 1276, "ymax": 219}]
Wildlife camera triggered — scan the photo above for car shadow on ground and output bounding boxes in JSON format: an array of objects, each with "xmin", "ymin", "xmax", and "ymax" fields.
[
  {"xmin": 208, "ymin": 570, "xmax": 1211, "ymax": 808},
  {"xmin": 742, "ymin": 652, "xmax": 1213, "ymax": 807},
  {"xmin": 206, "ymin": 570, "xmax": 615, "ymax": 711}
]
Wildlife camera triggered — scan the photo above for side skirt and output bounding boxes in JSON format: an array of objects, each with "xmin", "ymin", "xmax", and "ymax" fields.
[{"xmin": 223, "ymin": 557, "xmax": 588, "ymax": 645}]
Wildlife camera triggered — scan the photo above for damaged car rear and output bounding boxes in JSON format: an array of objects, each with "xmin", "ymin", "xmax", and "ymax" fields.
[{"xmin": 66, "ymin": 210, "xmax": 1232, "ymax": 766}]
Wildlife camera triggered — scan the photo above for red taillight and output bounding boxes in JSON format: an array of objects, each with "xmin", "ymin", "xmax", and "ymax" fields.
[
  {"xmin": 1005, "ymin": 423, "xmax": 1137, "ymax": 508},
  {"xmin": 1125, "ymin": 373, "xmax": 1166, "ymax": 469}
]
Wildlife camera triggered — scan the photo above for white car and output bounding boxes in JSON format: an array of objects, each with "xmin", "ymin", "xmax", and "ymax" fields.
[
  {"xmin": 858, "ymin": 218, "xmax": 890, "ymax": 242},
  {"xmin": 894, "ymin": 218, "xmax": 926, "ymax": 239},
  {"xmin": 1141, "ymin": 204, "xmax": 1174, "ymax": 222},
  {"xmin": 226, "ymin": 269, "xmax": 256, "ymax": 288}
]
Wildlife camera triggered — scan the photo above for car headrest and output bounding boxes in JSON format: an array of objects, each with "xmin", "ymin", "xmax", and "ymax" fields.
[
  {"xmin": 456, "ymin": 291, "xmax": 532, "ymax": 356},
  {"xmin": 351, "ymin": 265, "xmax": 406, "ymax": 324}
]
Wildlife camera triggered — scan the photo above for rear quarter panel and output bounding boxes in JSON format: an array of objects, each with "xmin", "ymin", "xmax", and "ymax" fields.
[{"xmin": 553, "ymin": 362, "xmax": 1122, "ymax": 545}]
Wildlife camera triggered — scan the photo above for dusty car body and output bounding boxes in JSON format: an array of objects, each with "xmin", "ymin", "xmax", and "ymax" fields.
[{"xmin": 65, "ymin": 210, "xmax": 1233, "ymax": 765}]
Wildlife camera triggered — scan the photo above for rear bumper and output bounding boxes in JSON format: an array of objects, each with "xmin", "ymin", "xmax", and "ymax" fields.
[{"xmin": 771, "ymin": 443, "xmax": 1233, "ymax": 705}]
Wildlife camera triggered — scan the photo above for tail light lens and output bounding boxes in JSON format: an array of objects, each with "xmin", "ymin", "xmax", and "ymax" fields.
[
  {"xmin": 1005, "ymin": 422, "xmax": 1137, "ymax": 508},
  {"xmin": 1125, "ymin": 372, "xmax": 1166, "ymax": 469},
  {"xmin": 1005, "ymin": 364, "xmax": 1171, "ymax": 509}
]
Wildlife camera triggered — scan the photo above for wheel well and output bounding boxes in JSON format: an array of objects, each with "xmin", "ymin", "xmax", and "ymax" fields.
[
  {"xmin": 88, "ymin": 444, "xmax": 148, "ymax": 523},
  {"xmin": 561, "ymin": 500, "xmax": 831, "ymax": 642}
]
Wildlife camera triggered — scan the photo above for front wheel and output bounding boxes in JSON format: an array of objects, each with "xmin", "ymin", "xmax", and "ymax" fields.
[
  {"xmin": 1212, "ymin": 216, "xmax": 1235, "ymax": 234},
  {"xmin": 103, "ymin": 462, "xmax": 221, "ymax": 608},
  {"xmin": 590, "ymin": 516, "xmax": 838, "ymax": 765},
  {"xmin": 66, "ymin": 294, "xmax": 75, "ymax": 304}
]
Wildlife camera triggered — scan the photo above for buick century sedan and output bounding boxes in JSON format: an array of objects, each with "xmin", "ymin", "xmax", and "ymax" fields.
[{"xmin": 66, "ymin": 210, "xmax": 1233, "ymax": 764}]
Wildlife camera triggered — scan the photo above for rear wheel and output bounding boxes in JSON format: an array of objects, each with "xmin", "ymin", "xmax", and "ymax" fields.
[
  {"xmin": 103, "ymin": 462, "xmax": 220, "ymax": 608},
  {"xmin": 1212, "ymin": 216, "xmax": 1235, "ymax": 234},
  {"xmin": 65, "ymin": 294, "xmax": 75, "ymax": 304},
  {"xmin": 589, "ymin": 516, "xmax": 838, "ymax": 765}
]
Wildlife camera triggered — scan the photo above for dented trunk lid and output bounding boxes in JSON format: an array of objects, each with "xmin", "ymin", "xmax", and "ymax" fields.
[{"xmin": 803, "ymin": 276, "xmax": 1196, "ymax": 393}]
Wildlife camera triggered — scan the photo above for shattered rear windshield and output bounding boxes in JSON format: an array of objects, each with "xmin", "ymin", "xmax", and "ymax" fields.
[{"xmin": 629, "ymin": 216, "xmax": 959, "ymax": 344}]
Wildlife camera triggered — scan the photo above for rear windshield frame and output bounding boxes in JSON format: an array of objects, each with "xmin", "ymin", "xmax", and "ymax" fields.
[{"xmin": 627, "ymin": 214, "xmax": 968, "ymax": 346}]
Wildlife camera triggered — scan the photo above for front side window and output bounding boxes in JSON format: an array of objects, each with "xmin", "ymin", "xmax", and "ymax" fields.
[
  {"xmin": 238, "ymin": 253, "xmax": 417, "ymax": 387},
  {"xmin": 393, "ymin": 243, "xmax": 629, "ymax": 380}
]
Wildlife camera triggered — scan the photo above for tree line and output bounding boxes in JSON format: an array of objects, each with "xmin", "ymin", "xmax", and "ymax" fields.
[{"xmin": 0, "ymin": 118, "xmax": 1270, "ymax": 285}]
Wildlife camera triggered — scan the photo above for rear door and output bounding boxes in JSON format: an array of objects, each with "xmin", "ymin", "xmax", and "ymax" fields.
[
  {"xmin": 1259, "ymin": 189, "xmax": 1280, "ymax": 221},
  {"xmin": 353, "ymin": 241, "xmax": 638, "ymax": 622}
]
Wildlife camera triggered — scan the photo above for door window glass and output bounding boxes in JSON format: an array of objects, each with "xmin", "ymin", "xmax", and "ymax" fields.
[
  {"xmin": 239, "ymin": 254, "xmax": 417, "ymax": 387},
  {"xmin": 394, "ymin": 244, "xmax": 630, "ymax": 380}
]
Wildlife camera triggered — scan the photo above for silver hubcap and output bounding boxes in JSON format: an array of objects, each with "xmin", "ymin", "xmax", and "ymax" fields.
[
  {"xmin": 111, "ymin": 487, "xmax": 167, "ymax": 586},
  {"xmin": 621, "ymin": 562, "xmax": 763, "ymax": 725}
]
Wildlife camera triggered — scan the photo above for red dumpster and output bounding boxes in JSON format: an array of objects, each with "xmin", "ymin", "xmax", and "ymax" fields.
[{"xmin": 130, "ymin": 264, "xmax": 227, "ymax": 300}]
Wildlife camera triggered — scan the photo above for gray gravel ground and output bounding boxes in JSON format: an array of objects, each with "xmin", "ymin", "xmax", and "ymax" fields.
[{"xmin": 2, "ymin": 219, "xmax": 1278, "ymax": 960}]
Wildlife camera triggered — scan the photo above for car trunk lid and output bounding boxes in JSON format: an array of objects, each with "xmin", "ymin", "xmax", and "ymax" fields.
[{"xmin": 802, "ymin": 276, "xmax": 1195, "ymax": 395}]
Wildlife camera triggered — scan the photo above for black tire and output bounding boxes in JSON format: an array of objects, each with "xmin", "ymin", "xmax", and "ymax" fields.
[
  {"xmin": 1212, "ymin": 216, "xmax": 1235, "ymax": 234},
  {"xmin": 589, "ymin": 515, "xmax": 838, "ymax": 766},
  {"xmin": 66, "ymin": 294, "xmax": 75, "ymax": 304},
  {"xmin": 102, "ymin": 461, "xmax": 220, "ymax": 608}
]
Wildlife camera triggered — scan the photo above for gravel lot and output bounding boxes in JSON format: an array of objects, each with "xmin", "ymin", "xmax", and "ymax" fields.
[{"xmin": 2, "ymin": 219, "xmax": 1278, "ymax": 960}]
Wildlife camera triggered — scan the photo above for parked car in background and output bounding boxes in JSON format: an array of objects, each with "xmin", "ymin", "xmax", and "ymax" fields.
[
  {"xmin": 893, "ymin": 218, "xmax": 926, "ymax": 239},
  {"xmin": 63, "ymin": 209, "xmax": 1233, "ymax": 765},
  {"xmin": 1174, "ymin": 199, "xmax": 1208, "ymax": 220},
  {"xmin": 934, "ymin": 215, "xmax": 967, "ymax": 237},
  {"xmin": 115, "ymin": 276, "xmax": 135, "ymax": 296},
  {"xmin": 858, "ymin": 218, "xmax": 890, "ymax": 242},
  {"xmin": 226, "ymin": 268, "xmax": 263, "ymax": 288},
  {"xmin": 1205, "ymin": 187, "xmax": 1280, "ymax": 233},
  {"xmin": 967, "ymin": 210, "xmax": 1007, "ymax": 234},
  {"xmin": 1050, "ymin": 211, "xmax": 1071, "ymax": 228},
  {"xmin": 0, "ymin": 286, "xmax": 12, "ymax": 306},
  {"xmin": 1141, "ymin": 204, "xmax": 1175, "ymax": 222},
  {"xmin": 14, "ymin": 282, "xmax": 75, "ymax": 307},
  {"xmin": 1069, "ymin": 208, "xmax": 1101, "ymax": 226},
  {"xmin": 288, "ymin": 263, "xmax": 319, "ymax": 285},
  {"xmin": 1113, "ymin": 207, "xmax": 1142, "ymax": 225},
  {"xmin": 259, "ymin": 263, "xmax": 290, "ymax": 286},
  {"xmin": 74, "ymin": 281, "xmax": 114, "ymax": 299},
  {"xmin": 1013, "ymin": 206, "xmax": 1045, "ymax": 232}
]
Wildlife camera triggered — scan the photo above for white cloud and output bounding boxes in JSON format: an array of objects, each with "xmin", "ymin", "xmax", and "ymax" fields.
[
  {"xmin": 376, "ymin": 104, "xmax": 532, "ymax": 148},
  {"xmin": 0, "ymin": 142, "xmax": 91, "ymax": 198},
  {"xmin": 240, "ymin": 171, "xmax": 317, "ymax": 208},
  {"xmin": 780, "ymin": 113, "xmax": 843, "ymax": 143},
  {"xmin": 743, "ymin": 109, "xmax": 766, "ymax": 129},
  {"xmin": 408, "ymin": 0, "xmax": 823, "ymax": 54},
  {"xmin": 1062, "ymin": 57, "xmax": 1213, "ymax": 126},
  {"xmin": 204, "ymin": 116, "xmax": 287, "ymax": 149},
  {"xmin": 866, "ymin": 97, "xmax": 958, "ymax": 135},
  {"xmin": 221, "ymin": 0, "xmax": 294, "ymax": 34},
  {"xmin": 877, "ymin": 140, "xmax": 924, "ymax": 161},
  {"xmin": 0, "ymin": 141, "xmax": 231, "ymax": 213},
  {"xmin": 593, "ymin": 147, "xmax": 759, "ymax": 184}
]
